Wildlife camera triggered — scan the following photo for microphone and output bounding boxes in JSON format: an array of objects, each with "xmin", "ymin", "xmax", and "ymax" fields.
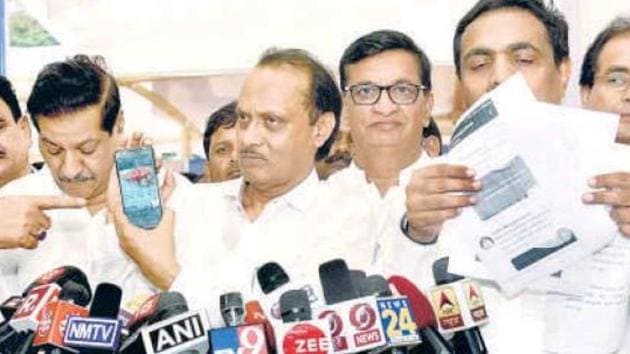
[
  {"xmin": 349, "ymin": 270, "xmax": 367, "ymax": 295},
  {"xmin": 209, "ymin": 295, "xmax": 270, "ymax": 354},
  {"xmin": 433, "ymin": 257, "xmax": 487, "ymax": 354},
  {"xmin": 388, "ymin": 275, "xmax": 454, "ymax": 354},
  {"xmin": 280, "ymin": 290, "xmax": 312, "ymax": 323},
  {"xmin": 0, "ymin": 296, "xmax": 23, "ymax": 325},
  {"xmin": 275, "ymin": 289, "xmax": 332, "ymax": 354},
  {"xmin": 29, "ymin": 280, "xmax": 92, "ymax": 354},
  {"xmin": 316, "ymin": 259, "xmax": 386, "ymax": 353},
  {"xmin": 244, "ymin": 301, "xmax": 276, "ymax": 352},
  {"xmin": 1, "ymin": 284, "xmax": 63, "ymax": 352},
  {"xmin": 220, "ymin": 292, "xmax": 244, "ymax": 327},
  {"xmin": 257, "ymin": 262, "xmax": 290, "ymax": 295},
  {"xmin": 119, "ymin": 292, "xmax": 210, "ymax": 354},
  {"xmin": 0, "ymin": 266, "xmax": 91, "ymax": 353},
  {"xmin": 318, "ymin": 259, "xmax": 359, "ymax": 305},
  {"xmin": 360, "ymin": 275, "xmax": 421, "ymax": 353},
  {"xmin": 22, "ymin": 266, "xmax": 92, "ymax": 299},
  {"xmin": 63, "ymin": 283, "xmax": 123, "ymax": 354},
  {"xmin": 256, "ymin": 262, "xmax": 324, "ymax": 323},
  {"xmin": 360, "ymin": 275, "xmax": 392, "ymax": 297}
]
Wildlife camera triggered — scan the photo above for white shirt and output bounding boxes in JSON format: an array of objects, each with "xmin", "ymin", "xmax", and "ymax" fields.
[
  {"xmin": 171, "ymin": 169, "xmax": 379, "ymax": 325},
  {"xmin": 326, "ymin": 157, "xmax": 548, "ymax": 353},
  {"xmin": 0, "ymin": 168, "xmax": 191, "ymax": 311}
]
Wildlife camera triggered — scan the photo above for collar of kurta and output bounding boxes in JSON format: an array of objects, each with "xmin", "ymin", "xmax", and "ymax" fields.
[{"xmin": 222, "ymin": 169, "xmax": 320, "ymax": 214}]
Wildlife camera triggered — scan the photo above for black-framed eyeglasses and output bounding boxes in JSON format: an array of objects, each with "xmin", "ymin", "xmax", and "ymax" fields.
[{"xmin": 344, "ymin": 82, "xmax": 426, "ymax": 105}]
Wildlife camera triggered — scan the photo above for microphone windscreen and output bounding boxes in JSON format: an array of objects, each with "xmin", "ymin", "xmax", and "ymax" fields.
[
  {"xmin": 59, "ymin": 280, "xmax": 92, "ymax": 307},
  {"xmin": 359, "ymin": 275, "xmax": 392, "ymax": 297},
  {"xmin": 349, "ymin": 270, "xmax": 366, "ymax": 293},
  {"xmin": 319, "ymin": 259, "xmax": 358, "ymax": 304},
  {"xmin": 257, "ymin": 262, "xmax": 290, "ymax": 294},
  {"xmin": 432, "ymin": 257, "xmax": 463, "ymax": 285},
  {"xmin": 279, "ymin": 289, "xmax": 311, "ymax": 323},
  {"xmin": 220, "ymin": 292, "xmax": 243, "ymax": 311},
  {"xmin": 90, "ymin": 283, "xmax": 123, "ymax": 318},
  {"xmin": 387, "ymin": 275, "xmax": 436, "ymax": 328},
  {"xmin": 24, "ymin": 266, "xmax": 91, "ymax": 298},
  {"xmin": 127, "ymin": 292, "xmax": 188, "ymax": 335},
  {"xmin": 220, "ymin": 292, "xmax": 244, "ymax": 327}
]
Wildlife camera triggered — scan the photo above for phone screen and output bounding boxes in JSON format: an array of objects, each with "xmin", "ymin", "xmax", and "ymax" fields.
[{"xmin": 114, "ymin": 146, "xmax": 162, "ymax": 229}]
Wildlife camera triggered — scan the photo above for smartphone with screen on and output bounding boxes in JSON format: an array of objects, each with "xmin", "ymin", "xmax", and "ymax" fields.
[{"xmin": 114, "ymin": 146, "xmax": 162, "ymax": 229}]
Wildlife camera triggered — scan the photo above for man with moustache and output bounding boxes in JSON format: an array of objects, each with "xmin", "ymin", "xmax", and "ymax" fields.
[
  {"xmin": 402, "ymin": 1, "xmax": 630, "ymax": 352},
  {"xmin": 0, "ymin": 75, "xmax": 86, "ymax": 252},
  {"xmin": 108, "ymin": 49, "xmax": 377, "ymax": 324},
  {"xmin": 0, "ymin": 76, "xmax": 30, "ymax": 190},
  {"xmin": 0, "ymin": 55, "xmax": 177, "ymax": 303},
  {"xmin": 200, "ymin": 101, "xmax": 241, "ymax": 183}
]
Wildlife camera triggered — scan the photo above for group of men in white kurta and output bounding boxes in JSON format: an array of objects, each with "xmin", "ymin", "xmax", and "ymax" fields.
[{"xmin": 1, "ymin": 0, "xmax": 630, "ymax": 352}]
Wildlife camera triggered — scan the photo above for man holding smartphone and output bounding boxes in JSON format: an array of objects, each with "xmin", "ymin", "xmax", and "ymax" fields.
[
  {"xmin": 0, "ymin": 55, "xmax": 179, "ymax": 305},
  {"xmin": 108, "ymin": 48, "xmax": 379, "ymax": 325}
]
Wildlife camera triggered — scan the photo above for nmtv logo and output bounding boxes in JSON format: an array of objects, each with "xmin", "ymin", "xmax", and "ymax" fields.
[
  {"xmin": 210, "ymin": 324, "xmax": 268, "ymax": 354},
  {"xmin": 64, "ymin": 317, "xmax": 121, "ymax": 349}
]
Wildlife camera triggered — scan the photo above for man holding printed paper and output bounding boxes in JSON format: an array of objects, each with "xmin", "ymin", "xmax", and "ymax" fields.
[{"xmin": 402, "ymin": 0, "xmax": 630, "ymax": 352}]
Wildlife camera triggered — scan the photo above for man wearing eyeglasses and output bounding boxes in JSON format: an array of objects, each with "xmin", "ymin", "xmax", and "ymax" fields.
[{"xmin": 324, "ymin": 30, "xmax": 440, "ymax": 283}]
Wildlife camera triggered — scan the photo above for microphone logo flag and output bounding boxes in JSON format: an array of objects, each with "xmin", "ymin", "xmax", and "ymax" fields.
[
  {"xmin": 376, "ymin": 297, "xmax": 420, "ymax": 345},
  {"xmin": 210, "ymin": 324, "xmax": 268, "ymax": 354}
]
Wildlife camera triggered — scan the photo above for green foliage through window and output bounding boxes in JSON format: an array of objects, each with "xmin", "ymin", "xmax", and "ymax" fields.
[{"xmin": 10, "ymin": 11, "xmax": 59, "ymax": 47}]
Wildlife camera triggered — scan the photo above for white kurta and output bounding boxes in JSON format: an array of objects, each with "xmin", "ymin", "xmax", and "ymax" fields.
[{"xmin": 171, "ymin": 170, "xmax": 379, "ymax": 325}]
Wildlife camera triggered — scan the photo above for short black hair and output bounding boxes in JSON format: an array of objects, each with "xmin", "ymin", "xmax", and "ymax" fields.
[
  {"xmin": 0, "ymin": 75, "xmax": 22, "ymax": 121},
  {"xmin": 339, "ymin": 30, "xmax": 432, "ymax": 91},
  {"xmin": 580, "ymin": 16, "xmax": 630, "ymax": 88},
  {"xmin": 203, "ymin": 100, "xmax": 238, "ymax": 160},
  {"xmin": 257, "ymin": 48, "xmax": 342, "ymax": 161},
  {"xmin": 453, "ymin": 0, "xmax": 569, "ymax": 77},
  {"xmin": 27, "ymin": 54, "xmax": 121, "ymax": 134}
]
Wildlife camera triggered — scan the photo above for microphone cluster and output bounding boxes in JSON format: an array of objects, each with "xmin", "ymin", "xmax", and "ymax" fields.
[{"xmin": 0, "ymin": 258, "xmax": 487, "ymax": 353}]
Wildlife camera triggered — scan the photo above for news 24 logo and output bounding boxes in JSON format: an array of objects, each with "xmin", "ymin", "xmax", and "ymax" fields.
[
  {"xmin": 316, "ymin": 296, "xmax": 385, "ymax": 354},
  {"xmin": 210, "ymin": 324, "xmax": 269, "ymax": 354},
  {"xmin": 376, "ymin": 297, "xmax": 420, "ymax": 345},
  {"xmin": 64, "ymin": 316, "xmax": 121, "ymax": 349}
]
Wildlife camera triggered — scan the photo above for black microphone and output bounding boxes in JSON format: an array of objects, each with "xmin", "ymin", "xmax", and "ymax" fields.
[
  {"xmin": 219, "ymin": 292, "xmax": 244, "ymax": 327},
  {"xmin": 0, "ymin": 296, "xmax": 23, "ymax": 326},
  {"xmin": 280, "ymin": 289, "xmax": 312, "ymax": 323},
  {"xmin": 318, "ymin": 259, "xmax": 359, "ymax": 305},
  {"xmin": 359, "ymin": 275, "xmax": 393, "ymax": 297},
  {"xmin": 256, "ymin": 262, "xmax": 290, "ymax": 295},
  {"xmin": 28, "ymin": 280, "xmax": 92, "ymax": 354},
  {"xmin": 0, "ymin": 267, "xmax": 91, "ymax": 354},
  {"xmin": 119, "ymin": 291, "xmax": 210, "ymax": 354},
  {"xmin": 63, "ymin": 283, "xmax": 123, "ymax": 354},
  {"xmin": 350, "ymin": 270, "xmax": 367, "ymax": 295},
  {"xmin": 433, "ymin": 257, "xmax": 487, "ymax": 354}
]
